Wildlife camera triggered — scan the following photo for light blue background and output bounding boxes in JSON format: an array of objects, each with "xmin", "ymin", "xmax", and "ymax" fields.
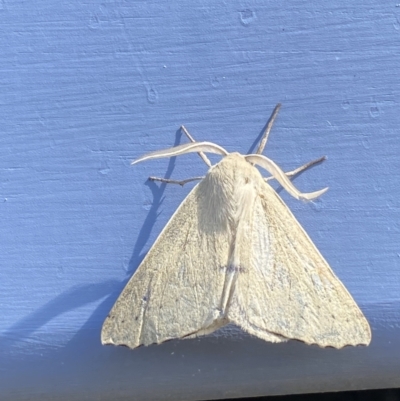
[{"xmin": 1, "ymin": 1, "xmax": 400, "ymax": 400}]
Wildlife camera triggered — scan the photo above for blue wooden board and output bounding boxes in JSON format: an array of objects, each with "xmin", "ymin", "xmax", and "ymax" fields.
[{"xmin": 1, "ymin": 1, "xmax": 400, "ymax": 400}]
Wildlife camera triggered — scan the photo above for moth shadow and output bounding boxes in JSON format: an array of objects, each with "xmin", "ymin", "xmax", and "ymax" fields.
[{"xmin": 128, "ymin": 128, "xmax": 187, "ymax": 274}]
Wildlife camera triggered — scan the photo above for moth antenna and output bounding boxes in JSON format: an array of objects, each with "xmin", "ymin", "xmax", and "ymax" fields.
[
  {"xmin": 245, "ymin": 154, "xmax": 328, "ymax": 201},
  {"xmin": 132, "ymin": 142, "xmax": 228, "ymax": 165}
]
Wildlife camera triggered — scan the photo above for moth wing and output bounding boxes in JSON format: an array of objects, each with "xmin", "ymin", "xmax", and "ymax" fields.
[
  {"xmin": 102, "ymin": 184, "xmax": 230, "ymax": 349},
  {"xmin": 228, "ymin": 182, "xmax": 371, "ymax": 348}
]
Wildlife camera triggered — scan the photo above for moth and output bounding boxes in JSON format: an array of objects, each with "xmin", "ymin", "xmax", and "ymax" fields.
[{"xmin": 102, "ymin": 104, "xmax": 371, "ymax": 349}]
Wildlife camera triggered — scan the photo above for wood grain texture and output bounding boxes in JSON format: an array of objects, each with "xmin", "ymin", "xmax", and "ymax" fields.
[{"xmin": 0, "ymin": 0, "xmax": 399, "ymax": 400}]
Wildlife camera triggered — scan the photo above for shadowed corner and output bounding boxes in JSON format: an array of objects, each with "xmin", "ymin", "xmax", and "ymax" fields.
[
  {"xmin": 0, "ymin": 280, "xmax": 123, "ymax": 350},
  {"xmin": 0, "ymin": 275, "xmax": 138, "ymax": 391},
  {"xmin": 0, "ymin": 279, "xmax": 135, "ymax": 393}
]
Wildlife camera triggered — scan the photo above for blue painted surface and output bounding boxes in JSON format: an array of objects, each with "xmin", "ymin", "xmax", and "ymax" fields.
[{"xmin": 1, "ymin": 1, "xmax": 400, "ymax": 400}]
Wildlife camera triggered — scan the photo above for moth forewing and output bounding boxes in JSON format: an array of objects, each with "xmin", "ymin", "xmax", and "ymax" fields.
[
  {"xmin": 101, "ymin": 182, "xmax": 232, "ymax": 348},
  {"xmin": 226, "ymin": 173, "xmax": 371, "ymax": 348}
]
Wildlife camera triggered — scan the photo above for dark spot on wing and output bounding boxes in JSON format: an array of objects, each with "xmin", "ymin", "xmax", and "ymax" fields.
[{"xmin": 220, "ymin": 265, "xmax": 247, "ymax": 273}]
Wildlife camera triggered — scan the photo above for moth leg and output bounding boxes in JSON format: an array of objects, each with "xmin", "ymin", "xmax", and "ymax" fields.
[
  {"xmin": 255, "ymin": 103, "xmax": 281, "ymax": 155},
  {"xmin": 145, "ymin": 125, "xmax": 220, "ymax": 186},
  {"xmin": 264, "ymin": 156, "xmax": 326, "ymax": 183},
  {"xmin": 149, "ymin": 176, "xmax": 204, "ymax": 186},
  {"xmin": 180, "ymin": 125, "xmax": 212, "ymax": 167}
]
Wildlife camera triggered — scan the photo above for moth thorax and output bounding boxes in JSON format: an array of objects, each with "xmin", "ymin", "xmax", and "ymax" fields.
[{"xmin": 196, "ymin": 155, "xmax": 258, "ymax": 234}]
